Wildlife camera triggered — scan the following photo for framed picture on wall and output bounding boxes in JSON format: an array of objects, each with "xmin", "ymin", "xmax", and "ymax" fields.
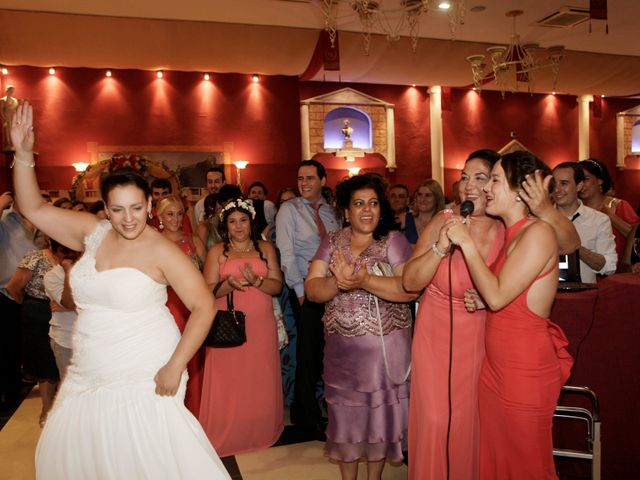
[{"xmin": 74, "ymin": 142, "xmax": 234, "ymax": 202}]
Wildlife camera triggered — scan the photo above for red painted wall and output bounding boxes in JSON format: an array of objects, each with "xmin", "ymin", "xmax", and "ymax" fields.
[
  {"xmin": 443, "ymin": 88, "xmax": 640, "ymax": 209},
  {"xmin": 1, "ymin": 67, "xmax": 638, "ymax": 210},
  {"xmin": 0, "ymin": 66, "xmax": 303, "ymax": 199}
]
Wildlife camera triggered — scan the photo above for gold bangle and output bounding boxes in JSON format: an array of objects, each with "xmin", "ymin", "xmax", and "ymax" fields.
[{"xmin": 10, "ymin": 156, "xmax": 35, "ymax": 168}]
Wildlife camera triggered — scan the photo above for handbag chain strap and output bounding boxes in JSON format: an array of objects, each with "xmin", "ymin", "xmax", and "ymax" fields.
[{"xmin": 369, "ymin": 293, "xmax": 411, "ymax": 386}]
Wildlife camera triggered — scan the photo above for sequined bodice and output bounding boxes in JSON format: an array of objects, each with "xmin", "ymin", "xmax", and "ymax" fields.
[{"xmin": 323, "ymin": 229, "xmax": 412, "ymax": 337}]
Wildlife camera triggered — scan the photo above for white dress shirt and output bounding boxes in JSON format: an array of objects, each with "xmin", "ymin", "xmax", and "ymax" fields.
[{"xmin": 566, "ymin": 201, "xmax": 617, "ymax": 283}]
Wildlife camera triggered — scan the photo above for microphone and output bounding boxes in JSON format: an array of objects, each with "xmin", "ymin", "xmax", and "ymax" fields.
[{"xmin": 460, "ymin": 200, "xmax": 474, "ymax": 219}]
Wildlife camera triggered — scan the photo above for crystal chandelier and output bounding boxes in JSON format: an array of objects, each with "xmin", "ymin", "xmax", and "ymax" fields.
[
  {"xmin": 466, "ymin": 10, "xmax": 564, "ymax": 96},
  {"xmin": 320, "ymin": 0, "xmax": 466, "ymax": 55}
]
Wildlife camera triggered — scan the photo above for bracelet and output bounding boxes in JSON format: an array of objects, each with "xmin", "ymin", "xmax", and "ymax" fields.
[
  {"xmin": 431, "ymin": 242, "xmax": 448, "ymax": 258},
  {"xmin": 10, "ymin": 156, "xmax": 35, "ymax": 168},
  {"xmin": 254, "ymin": 276, "xmax": 264, "ymax": 288}
]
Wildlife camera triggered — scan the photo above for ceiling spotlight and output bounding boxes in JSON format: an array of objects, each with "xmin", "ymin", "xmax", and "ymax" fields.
[
  {"xmin": 105, "ymin": 70, "xmax": 112, "ymax": 77},
  {"xmin": 203, "ymin": 73, "xmax": 210, "ymax": 81},
  {"xmin": 438, "ymin": 1, "xmax": 452, "ymax": 10},
  {"xmin": 1, "ymin": 67, "xmax": 8, "ymax": 75},
  {"xmin": 411, "ymin": 84, "xmax": 416, "ymax": 88},
  {"xmin": 601, "ymin": 94, "xmax": 605, "ymax": 98},
  {"xmin": 49, "ymin": 67, "xmax": 56, "ymax": 75},
  {"xmin": 252, "ymin": 74, "xmax": 259, "ymax": 83},
  {"xmin": 156, "ymin": 70, "xmax": 164, "ymax": 79},
  {"xmin": 552, "ymin": 91, "xmax": 556, "ymax": 95}
]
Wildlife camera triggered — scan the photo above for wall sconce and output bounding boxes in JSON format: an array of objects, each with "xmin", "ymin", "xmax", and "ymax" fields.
[
  {"xmin": 156, "ymin": 70, "xmax": 164, "ymax": 79},
  {"xmin": 234, "ymin": 160, "xmax": 249, "ymax": 186},
  {"xmin": 348, "ymin": 167, "xmax": 361, "ymax": 177},
  {"xmin": 1, "ymin": 67, "xmax": 8, "ymax": 75},
  {"xmin": 251, "ymin": 74, "xmax": 259, "ymax": 83},
  {"xmin": 105, "ymin": 70, "xmax": 112, "ymax": 77},
  {"xmin": 203, "ymin": 73, "xmax": 210, "ymax": 81},
  {"xmin": 48, "ymin": 67, "xmax": 56, "ymax": 75},
  {"xmin": 72, "ymin": 162, "xmax": 89, "ymax": 172}
]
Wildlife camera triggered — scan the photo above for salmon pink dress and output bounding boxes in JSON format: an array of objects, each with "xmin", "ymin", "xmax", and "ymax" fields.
[
  {"xmin": 479, "ymin": 217, "xmax": 573, "ymax": 480},
  {"xmin": 199, "ymin": 258, "xmax": 283, "ymax": 457},
  {"xmin": 409, "ymin": 223, "xmax": 503, "ymax": 480}
]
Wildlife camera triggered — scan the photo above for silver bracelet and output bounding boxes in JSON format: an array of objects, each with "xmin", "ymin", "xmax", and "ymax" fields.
[
  {"xmin": 431, "ymin": 242, "xmax": 448, "ymax": 258},
  {"xmin": 10, "ymin": 156, "xmax": 35, "ymax": 168}
]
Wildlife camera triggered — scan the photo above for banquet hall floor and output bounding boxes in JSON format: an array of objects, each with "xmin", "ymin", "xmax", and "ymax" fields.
[{"xmin": 0, "ymin": 388, "xmax": 408, "ymax": 480}]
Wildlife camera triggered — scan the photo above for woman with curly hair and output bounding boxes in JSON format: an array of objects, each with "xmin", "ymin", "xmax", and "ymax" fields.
[
  {"xmin": 200, "ymin": 198, "xmax": 284, "ymax": 456},
  {"xmin": 305, "ymin": 174, "xmax": 418, "ymax": 480}
]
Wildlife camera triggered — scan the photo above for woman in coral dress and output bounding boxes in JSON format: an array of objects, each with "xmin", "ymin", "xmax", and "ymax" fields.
[
  {"xmin": 157, "ymin": 195, "xmax": 206, "ymax": 416},
  {"xmin": 201, "ymin": 198, "xmax": 284, "ymax": 457},
  {"xmin": 446, "ymin": 151, "xmax": 574, "ymax": 480},
  {"xmin": 403, "ymin": 150, "xmax": 503, "ymax": 480}
]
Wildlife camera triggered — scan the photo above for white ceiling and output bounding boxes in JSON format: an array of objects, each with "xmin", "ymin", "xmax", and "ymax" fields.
[{"xmin": 1, "ymin": 0, "xmax": 639, "ymax": 96}]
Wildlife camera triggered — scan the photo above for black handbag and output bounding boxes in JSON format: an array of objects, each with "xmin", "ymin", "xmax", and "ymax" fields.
[{"xmin": 205, "ymin": 291, "xmax": 246, "ymax": 348}]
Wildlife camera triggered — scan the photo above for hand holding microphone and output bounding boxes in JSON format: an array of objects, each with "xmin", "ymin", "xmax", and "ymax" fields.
[{"xmin": 445, "ymin": 200, "xmax": 475, "ymax": 247}]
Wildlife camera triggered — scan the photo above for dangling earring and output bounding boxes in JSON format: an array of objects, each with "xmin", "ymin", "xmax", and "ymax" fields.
[
  {"xmin": 148, "ymin": 211, "xmax": 153, "ymax": 220},
  {"xmin": 159, "ymin": 220, "xmax": 164, "ymax": 230}
]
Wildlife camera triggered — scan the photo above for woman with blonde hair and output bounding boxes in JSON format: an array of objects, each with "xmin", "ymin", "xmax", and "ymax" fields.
[
  {"xmin": 405, "ymin": 179, "xmax": 445, "ymax": 245},
  {"xmin": 157, "ymin": 194, "xmax": 206, "ymax": 416}
]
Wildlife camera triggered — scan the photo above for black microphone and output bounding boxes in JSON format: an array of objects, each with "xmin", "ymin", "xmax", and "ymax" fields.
[{"xmin": 460, "ymin": 200, "xmax": 474, "ymax": 218}]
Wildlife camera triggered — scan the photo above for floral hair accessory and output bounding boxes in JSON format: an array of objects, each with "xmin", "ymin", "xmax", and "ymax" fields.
[{"xmin": 219, "ymin": 198, "xmax": 256, "ymax": 221}]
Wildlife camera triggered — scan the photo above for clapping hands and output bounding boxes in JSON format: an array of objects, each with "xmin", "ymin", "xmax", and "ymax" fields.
[
  {"xmin": 330, "ymin": 249, "xmax": 368, "ymax": 291},
  {"xmin": 239, "ymin": 262, "xmax": 259, "ymax": 286}
]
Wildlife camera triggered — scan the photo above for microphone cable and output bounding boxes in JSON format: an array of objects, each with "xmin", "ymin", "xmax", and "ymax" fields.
[
  {"xmin": 445, "ymin": 249, "xmax": 454, "ymax": 480},
  {"xmin": 444, "ymin": 200, "xmax": 474, "ymax": 480}
]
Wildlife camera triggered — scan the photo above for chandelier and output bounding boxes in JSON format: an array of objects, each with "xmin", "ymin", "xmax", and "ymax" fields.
[
  {"xmin": 320, "ymin": 0, "xmax": 466, "ymax": 55},
  {"xmin": 466, "ymin": 10, "xmax": 564, "ymax": 96}
]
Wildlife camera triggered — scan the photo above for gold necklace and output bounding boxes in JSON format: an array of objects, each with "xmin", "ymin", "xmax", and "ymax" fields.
[{"xmin": 230, "ymin": 240, "xmax": 253, "ymax": 253}]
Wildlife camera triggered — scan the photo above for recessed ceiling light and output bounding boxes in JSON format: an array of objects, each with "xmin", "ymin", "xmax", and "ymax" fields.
[
  {"xmin": 438, "ymin": 1, "xmax": 451, "ymax": 10},
  {"xmin": 470, "ymin": 5, "xmax": 486, "ymax": 13}
]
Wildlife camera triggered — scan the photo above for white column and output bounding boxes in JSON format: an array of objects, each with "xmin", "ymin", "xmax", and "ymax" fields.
[
  {"xmin": 429, "ymin": 86, "xmax": 444, "ymax": 185},
  {"xmin": 300, "ymin": 103, "xmax": 311, "ymax": 160},
  {"xmin": 616, "ymin": 113, "xmax": 625, "ymax": 168},
  {"xmin": 577, "ymin": 95, "xmax": 593, "ymax": 160},
  {"xmin": 385, "ymin": 106, "xmax": 396, "ymax": 169}
]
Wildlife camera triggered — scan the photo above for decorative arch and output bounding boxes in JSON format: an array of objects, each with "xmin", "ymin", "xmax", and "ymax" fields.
[
  {"xmin": 300, "ymin": 87, "xmax": 396, "ymax": 169},
  {"xmin": 323, "ymin": 106, "xmax": 372, "ymax": 150}
]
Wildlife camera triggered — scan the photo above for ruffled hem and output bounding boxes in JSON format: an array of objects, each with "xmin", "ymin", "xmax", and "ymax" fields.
[
  {"xmin": 324, "ymin": 439, "xmax": 406, "ymax": 465},
  {"xmin": 324, "ymin": 382, "xmax": 409, "ymax": 408}
]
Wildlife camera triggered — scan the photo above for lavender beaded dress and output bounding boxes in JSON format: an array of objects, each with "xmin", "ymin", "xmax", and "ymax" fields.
[{"xmin": 314, "ymin": 227, "xmax": 413, "ymax": 464}]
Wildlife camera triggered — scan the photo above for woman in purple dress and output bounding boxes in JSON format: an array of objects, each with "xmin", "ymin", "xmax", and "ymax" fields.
[{"xmin": 305, "ymin": 174, "xmax": 417, "ymax": 480}]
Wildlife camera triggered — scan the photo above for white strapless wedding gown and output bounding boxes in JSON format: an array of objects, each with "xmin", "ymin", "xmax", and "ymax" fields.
[{"xmin": 36, "ymin": 221, "xmax": 230, "ymax": 479}]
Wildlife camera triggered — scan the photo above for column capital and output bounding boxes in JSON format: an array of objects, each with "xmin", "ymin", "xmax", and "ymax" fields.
[
  {"xmin": 577, "ymin": 94, "xmax": 594, "ymax": 103},
  {"xmin": 428, "ymin": 86, "xmax": 442, "ymax": 95}
]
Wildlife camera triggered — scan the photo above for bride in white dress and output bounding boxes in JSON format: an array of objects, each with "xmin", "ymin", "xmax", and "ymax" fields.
[{"xmin": 11, "ymin": 103, "xmax": 231, "ymax": 480}]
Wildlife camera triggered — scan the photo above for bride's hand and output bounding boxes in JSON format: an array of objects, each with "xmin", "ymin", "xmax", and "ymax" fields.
[
  {"xmin": 154, "ymin": 362, "xmax": 183, "ymax": 396},
  {"xmin": 10, "ymin": 102, "xmax": 35, "ymax": 153}
]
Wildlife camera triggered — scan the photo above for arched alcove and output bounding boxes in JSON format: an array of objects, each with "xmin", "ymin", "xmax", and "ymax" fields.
[{"xmin": 323, "ymin": 107, "xmax": 372, "ymax": 149}]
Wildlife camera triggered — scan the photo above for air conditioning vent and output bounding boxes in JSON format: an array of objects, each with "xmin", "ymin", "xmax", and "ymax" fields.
[{"xmin": 536, "ymin": 6, "xmax": 590, "ymax": 28}]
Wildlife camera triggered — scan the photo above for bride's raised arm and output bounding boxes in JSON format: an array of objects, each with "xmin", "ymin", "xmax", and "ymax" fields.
[{"xmin": 11, "ymin": 102, "xmax": 97, "ymax": 251}]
